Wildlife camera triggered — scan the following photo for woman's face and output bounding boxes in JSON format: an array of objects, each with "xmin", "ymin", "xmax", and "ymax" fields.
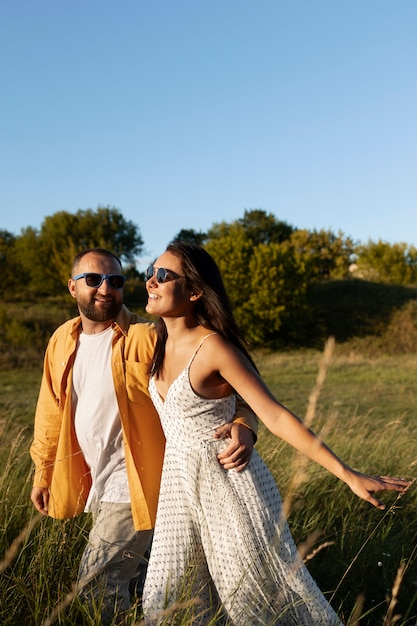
[{"xmin": 145, "ymin": 251, "xmax": 192, "ymax": 318}]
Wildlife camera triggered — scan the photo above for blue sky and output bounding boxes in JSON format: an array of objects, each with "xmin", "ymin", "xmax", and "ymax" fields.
[{"xmin": 1, "ymin": 1, "xmax": 416, "ymax": 270}]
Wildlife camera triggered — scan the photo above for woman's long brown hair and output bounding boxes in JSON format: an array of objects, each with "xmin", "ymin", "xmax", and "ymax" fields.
[{"xmin": 151, "ymin": 241, "xmax": 258, "ymax": 377}]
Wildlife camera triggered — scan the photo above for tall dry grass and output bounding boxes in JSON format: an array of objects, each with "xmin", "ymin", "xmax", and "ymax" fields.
[{"xmin": 1, "ymin": 344, "xmax": 416, "ymax": 625}]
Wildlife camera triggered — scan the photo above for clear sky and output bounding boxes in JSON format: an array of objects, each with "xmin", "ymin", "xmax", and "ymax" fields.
[{"xmin": 1, "ymin": 0, "xmax": 416, "ymax": 270}]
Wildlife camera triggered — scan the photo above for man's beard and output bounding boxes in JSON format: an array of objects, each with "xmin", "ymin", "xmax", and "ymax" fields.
[{"xmin": 77, "ymin": 295, "xmax": 122, "ymax": 322}]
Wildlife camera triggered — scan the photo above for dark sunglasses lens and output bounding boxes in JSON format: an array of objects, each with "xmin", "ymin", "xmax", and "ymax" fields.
[
  {"xmin": 145, "ymin": 265, "xmax": 154, "ymax": 281},
  {"xmin": 108, "ymin": 275, "xmax": 125, "ymax": 289},
  {"xmin": 156, "ymin": 268, "xmax": 168, "ymax": 283},
  {"xmin": 85, "ymin": 273, "xmax": 103, "ymax": 287}
]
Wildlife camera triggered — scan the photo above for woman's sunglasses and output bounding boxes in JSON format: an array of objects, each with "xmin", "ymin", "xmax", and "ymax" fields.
[
  {"xmin": 73, "ymin": 273, "xmax": 127, "ymax": 289},
  {"xmin": 145, "ymin": 265, "xmax": 185, "ymax": 283}
]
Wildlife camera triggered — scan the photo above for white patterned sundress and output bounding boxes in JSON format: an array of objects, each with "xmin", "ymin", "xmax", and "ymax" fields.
[{"xmin": 142, "ymin": 335, "xmax": 343, "ymax": 626}]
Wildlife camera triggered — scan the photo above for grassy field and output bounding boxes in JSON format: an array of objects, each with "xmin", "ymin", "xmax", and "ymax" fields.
[{"xmin": 1, "ymin": 347, "xmax": 416, "ymax": 625}]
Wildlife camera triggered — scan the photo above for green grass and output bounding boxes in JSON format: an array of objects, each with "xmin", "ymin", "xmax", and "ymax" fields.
[
  {"xmin": 0, "ymin": 369, "xmax": 42, "ymax": 428},
  {"xmin": 257, "ymin": 348, "xmax": 417, "ymax": 425},
  {"xmin": 1, "ymin": 349, "xmax": 417, "ymax": 625}
]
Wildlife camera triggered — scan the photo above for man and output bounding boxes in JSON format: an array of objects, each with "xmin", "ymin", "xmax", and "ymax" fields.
[{"xmin": 30, "ymin": 248, "xmax": 257, "ymax": 624}]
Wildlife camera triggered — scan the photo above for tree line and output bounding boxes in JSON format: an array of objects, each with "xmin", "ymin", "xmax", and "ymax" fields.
[{"xmin": 1, "ymin": 206, "xmax": 417, "ymax": 351}]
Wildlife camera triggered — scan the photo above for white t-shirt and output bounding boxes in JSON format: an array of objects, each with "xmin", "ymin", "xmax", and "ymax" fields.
[{"xmin": 73, "ymin": 325, "xmax": 130, "ymax": 511}]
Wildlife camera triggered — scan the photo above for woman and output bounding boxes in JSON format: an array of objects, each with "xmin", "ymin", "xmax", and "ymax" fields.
[{"xmin": 142, "ymin": 241, "xmax": 409, "ymax": 625}]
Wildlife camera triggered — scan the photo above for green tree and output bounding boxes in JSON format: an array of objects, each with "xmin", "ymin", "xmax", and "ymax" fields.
[
  {"xmin": 205, "ymin": 224, "xmax": 254, "ymax": 322},
  {"xmin": 14, "ymin": 206, "xmax": 144, "ymax": 295},
  {"xmin": 171, "ymin": 228, "xmax": 208, "ymax": 245},
  {"xmin": 288, "ymin": 229, "xmax": 355, "ymax": 282},
  {"xmin": 208, "ymin": 209, "xmax": 294, "ymax": 245},
  {"xmin": 205, "ymin": 215, "xmax": 355, "ymax": 345},
  {"xmin": 237, "ymin": 209, "xmax": 294, "ymax": 245},
  {"xmin": 0, "ymin": 230, "xmax": 28, "ymax": 299},
  {"xmin": 246, "ymin": 243, "xmax": 307, "ymax": 343},
  {"xmin": 205, "ymin": 222, "xmax": 308, "ymax": 345},
  {"xmin": 353, "ymin": 240, "xmax": 417, "ymax": 284}
]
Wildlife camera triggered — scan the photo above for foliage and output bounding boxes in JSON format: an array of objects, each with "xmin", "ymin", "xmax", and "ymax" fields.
[
  {"xmin": 288, "ymin": 228, "xmax": 355, "ymax": 281},
  {"xmin": 208, "ymin": 208, "xmax": 293, "ymax": 244},
  {"xmin": 307, "ymin": 279, "xmax": 417, "ymax": 347},
  {"xmin": 245, "ymin": 242, "xmax": 308, "ymax": 343},
  {"xmin": 204, "ymin": 210, "xmax": 359, "ymax": 345},
  {"xmin": 171, "ymin": 228, "xmax": 208, "ymax": 245},
  {"xmin": 1, "ymin": 274, "xmax": 417, "ymax": 372},
  {"xmin": 205, "ymin": 224, "xmax": 255, "ymax": 328},
  {"xmin": 353, "ymin": 240, "xmax": 417, "ymax": 284},
  {"xmin": 340, "ymin": 298, "xmax": 417, "ymax": 358},
  {"xmin": 0, "ymin": 230, "xmax": 27, "ymax": 299},
  {"xmin": 383, "ymin": 299, "xmax": 417, "ymax": 354},
  {"xmin": 3, "ymin": 206, "xmax": 417, "ymax": 351},
  {"xmin": 13, "ymin": 206, "xmax": 143, "ymax": 296},
  {"xmin": 205, "ymin": 210, "xmax": 298, "ymax": 343},
  {"xmin": 236, "ymin": 208, "xmax": 294, "ymax": 245},
  {"xmin": 0, "ymin": 298, "xmax": 78, "ymax": 370}
]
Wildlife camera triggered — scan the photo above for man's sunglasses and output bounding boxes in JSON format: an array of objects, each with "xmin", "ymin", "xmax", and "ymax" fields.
[
  {"xmin": 145, "ymin": 265, "xmax": 185, "ymax": 283},
  {"xmin": 73, "ymin": 273, "xmax": 127, "ymax": 289}
]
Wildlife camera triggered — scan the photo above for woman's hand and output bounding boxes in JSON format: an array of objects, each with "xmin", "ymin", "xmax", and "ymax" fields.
[{"xmin": 345, "ymin": 470, "xmax": 412, "ymax": 509}]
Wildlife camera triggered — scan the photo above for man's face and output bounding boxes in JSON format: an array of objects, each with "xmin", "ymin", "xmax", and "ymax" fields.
[{"xmin": 68, "ymin": 252, "xmax": 124, "ymax": 323}]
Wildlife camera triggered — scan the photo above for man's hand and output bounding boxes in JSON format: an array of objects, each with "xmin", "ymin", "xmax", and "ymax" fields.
[
  {"xmin": 31, "ymin": 486, "xmax": 49, "ymax": 515},
  {"xmin": 215, "ymin": 423, "xmax": 255, "ymax": 472}
]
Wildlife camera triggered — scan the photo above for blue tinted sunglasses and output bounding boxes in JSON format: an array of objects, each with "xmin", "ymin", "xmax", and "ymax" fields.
[
  {"xmin": 73, "ymin": 273, "xmax": 127, "ymax": 289},
  {"xmin": 145, "ymin": 265, "xmax": 186, "ymax": 283}
]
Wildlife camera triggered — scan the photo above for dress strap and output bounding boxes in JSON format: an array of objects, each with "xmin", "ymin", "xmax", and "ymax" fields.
[{"xmin": 187, "ymin": 332, "xmax": 218, "ymax": 369}]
